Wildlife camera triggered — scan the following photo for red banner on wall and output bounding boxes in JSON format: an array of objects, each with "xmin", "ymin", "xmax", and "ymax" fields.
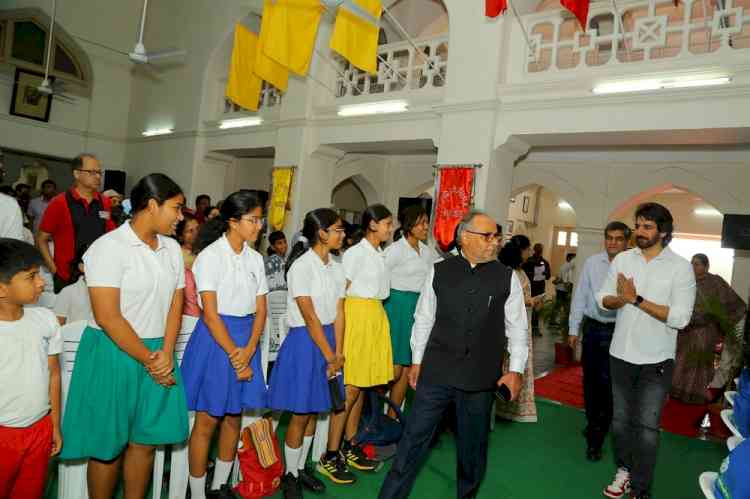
[{"xmin": 432, "ymin": 166, "xmax": 475, "ymax": 251}]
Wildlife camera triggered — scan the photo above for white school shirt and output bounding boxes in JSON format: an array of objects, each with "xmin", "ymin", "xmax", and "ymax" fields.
[
  {"xmin": 0, "ymin": 307, "xmax": 62, "ymax": 427},
  {"xmin": 287, "ymin": 249, "xmax": 346, "ymax": 328},
  {"xmin": 84, "ymin": 222, "xmax": 185, "ymax": 339},
  {"xmin": 410, "ymin": 265, "xmax": 529, "ymax": 373},
  {"xmin": 384, "ymin": 237, "xmax": 439, "ymax": 293},
  {"xmin": 54, "ymin": 277, "xmax": 93, "ymax": 323},
  {"xmin": 0, "ymin": 193, "xmax": 24, "ymax": 240},
  {"xmin": 596, "ymin": 246, "xmax": 696, "ymax": 365},
  {"xmin": 342, "ymin": 239, "xmax": 390, "ymax": 300},
  {"xmin": 193, "ymin": 235, "xmax": 269, "ymax": 316}
]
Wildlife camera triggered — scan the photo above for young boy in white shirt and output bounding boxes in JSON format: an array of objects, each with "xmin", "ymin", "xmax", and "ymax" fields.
[{"xmin": 0, "ymin": 238, "xmax": 63, "ymax": 499}]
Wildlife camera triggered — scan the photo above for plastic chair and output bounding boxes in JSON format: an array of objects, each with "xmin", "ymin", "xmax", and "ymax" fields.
[
  {"xmin": 58, "ymin": 321, "xmax": 89, "ymax": 499},
  {"xmin": 725, "ymin": 391, "xmax": 737, "ymax": 407},
  {"xmin": 150, "ymin": 314, "xmax": 197, "ymax": 499},
  {"xmin": 266, "ymin": 290, "xmax": 289, "ymax": 364},
  {"xmin": 720, "ymin": 409, "xmax": 743, "ymax": 439},
  {"xmin": 727, "ymin": 435, "xmax": 743, "ymax": 451},
  {"xmin": 699, "ymin": 472, "xmax": 718, "ymax": 499}
]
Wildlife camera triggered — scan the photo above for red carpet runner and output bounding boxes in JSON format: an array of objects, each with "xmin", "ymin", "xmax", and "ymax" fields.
[{"xmin": 535, "ymin": 365, "xmax": 731, "ymax": 439}]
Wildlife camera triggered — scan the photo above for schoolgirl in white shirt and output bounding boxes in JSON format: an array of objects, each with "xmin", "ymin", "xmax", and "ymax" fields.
[
  {"xmin": 54, "ymin": 248, "xmax": 93, "ymax": 325},
  {"xmin": 267, "ymin": 208, "xmax": 351, "ymax": 495},
  {"xmin": 181, "ymin": 190, "xmax": 269, "ymax": 498},
  {"xmin": 60, "ymin": 173, "xmax": 189, "ymax": 499},
  {"xmin": 383, "ymin": 204, "xmax": 438, "ymax": 413}
]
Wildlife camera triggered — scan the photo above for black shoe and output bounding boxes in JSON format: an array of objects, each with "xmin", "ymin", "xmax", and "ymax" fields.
[
  {"xmin": 342, "ymin": 442, "xmax": 379, "ymax": 471},
  {"xmin": 282, "ymin": 472, "xmax": 303, "ymax": 499},
  {"xmin": 586, "ymin": 447, "xmax": 602, "ymax": 461},
  {"xmin": 207, "ymin": 484, "xmax": 238, "ymax": 499},
  {"xmin": 298, "ymin": 465, "xmax": 325, "ymax": 493},
  {"xmin": 317, "ymin": 451, "xmax": 357, "ymax": 485}
]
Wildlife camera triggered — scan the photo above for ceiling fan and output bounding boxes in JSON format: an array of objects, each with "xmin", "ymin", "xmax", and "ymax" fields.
[
  {"xmin": 126, "ymin": 0, "xmax": 186, "ymax": 65},
  {"xmin": 36, "ymin": 0, "xmax": 76, "ymax": 103}
]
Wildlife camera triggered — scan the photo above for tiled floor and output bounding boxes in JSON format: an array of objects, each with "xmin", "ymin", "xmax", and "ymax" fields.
[{"xmin": 531, "ymin": 321, "xmax": 567, "ymax": 378}]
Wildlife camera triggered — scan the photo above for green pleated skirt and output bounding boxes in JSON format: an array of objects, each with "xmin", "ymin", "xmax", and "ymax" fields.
[
  {"xmin": 60, "ymin": 327, "xmax": 189, "ymax": 461},
  {"xmin": 383, "ymin": 289, "xmax": 420, "ymax": 366}
]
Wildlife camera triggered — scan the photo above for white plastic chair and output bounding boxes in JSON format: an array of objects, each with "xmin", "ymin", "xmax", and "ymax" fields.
[
  {"xmin": 265, "ymin": 290, "xmax": 289, "ymax": 364},
  {"xmin": 720, "ymin": 409, "xmax": 743, "ymax": 439},
  {"xmin": 725, "ymin": 391, "xmax": 737, "ymax": 407},
  {"xmin": 58, "ymin": 320, "xmax": 89, "ymax": 499},
  {"xmin": 699, "ymin": 472, "xmax": 718, "ymax": 499},
  {"xmin": 727, "ymin": 435, "xmax": 743, "ymax": 451},
  {"xmin": 150, "ymin": 314, "xmax": 198, "ymax": 499}
]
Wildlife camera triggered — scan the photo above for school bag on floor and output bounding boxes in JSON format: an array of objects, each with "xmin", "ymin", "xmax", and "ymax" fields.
[
  {"xmin": 233, "ymin": 418, "xmax": 283, "ymax": 499},
  {"xmin": 354, "ymin": 389, "xmax": 404, "ymax": 452}
]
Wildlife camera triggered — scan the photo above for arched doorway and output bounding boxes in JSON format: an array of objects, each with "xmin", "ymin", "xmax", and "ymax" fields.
[
  {"xmin": 331, "ymin": 176, "xmax": 370, "ymax": 224},
  {"xmin": 608, "ymin": 184, "xmax": 733, "ymax": 282}
]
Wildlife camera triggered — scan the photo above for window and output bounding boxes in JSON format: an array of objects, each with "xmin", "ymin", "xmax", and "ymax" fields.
[
  {"xmin": 557, "ymin": 231, "xmax": 568, "ymax": 246},
  {"xmin": 570, "ymin": 232, "xmax": 578, "ymax": 247},
  {"xmin": 0, "ymin": 9, "xmax": 91, "ymax": 90}
]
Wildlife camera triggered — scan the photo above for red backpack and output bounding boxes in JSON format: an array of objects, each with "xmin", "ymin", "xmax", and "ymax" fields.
[{"xmin": 233, "ymin": 419, "xmax": 284, "ymax": 499}]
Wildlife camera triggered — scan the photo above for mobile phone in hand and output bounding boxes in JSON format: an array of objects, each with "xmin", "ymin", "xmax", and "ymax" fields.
[{"xmin": 495, "ymin": 383, "xmax": 511, "ymax": 402}]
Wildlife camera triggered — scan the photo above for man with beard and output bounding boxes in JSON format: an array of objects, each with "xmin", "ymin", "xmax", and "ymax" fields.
[
  {"xmin": 569, "ymin": 222, "xmax": 630, "ymax": 462},
  {"xmin": 597, "ymin": 203, "xmax": 696, "ymax": 499},
  {"xmin": 379, "ymin": 211, "xmax": 528, "ymax": 499}
]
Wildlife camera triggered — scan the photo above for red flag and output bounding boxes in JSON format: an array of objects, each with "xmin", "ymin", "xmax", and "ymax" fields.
[
  {"xmin": 432, "ymin": 167, "xmax": 475, "ymax": 252},
  {"xmin": 561, "ymin": 0, "xmax": 590, "ymax": 29},
  {"xmin": 486, "ymin": 0, "xmax": 507, "ymax": 17}
]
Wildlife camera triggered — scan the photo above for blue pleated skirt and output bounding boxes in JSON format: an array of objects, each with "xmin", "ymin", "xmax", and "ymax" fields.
[
  {"xmin": 267, "ymin": 324, "xmax": 344, "ymax": 414},
  {"xmin": 181, "ymin": 314, "xmax": 267, "ymax": 417}
]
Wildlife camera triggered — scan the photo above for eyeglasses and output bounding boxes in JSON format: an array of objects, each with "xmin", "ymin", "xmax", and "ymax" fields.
[
  {"xmin": 75, "ymin": 169, "xmax": 103, "ymax": 177},
  {"xmin": 465, "ymin": 230, "xmax": 502, "ymax": 243},
  {"xmin": 240, "ymin": 216, "xmax": 266, "ymax": 226}
]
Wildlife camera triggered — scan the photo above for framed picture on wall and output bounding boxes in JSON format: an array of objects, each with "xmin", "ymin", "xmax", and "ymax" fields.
[
  {"xmin": 522, "ymin": 195, "xmax": 530, "ymax": 214},
  {"xmin": 9, "ymin": 68, "xmax": 53, "ymax": 123},
  {"xmin": 507, "ymin": 220, "xmax": 514, "ymax": 234}
]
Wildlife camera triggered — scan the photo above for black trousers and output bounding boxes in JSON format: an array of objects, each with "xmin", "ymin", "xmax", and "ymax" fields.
[
  {"xmin": 378, "ymin": 381, "xmax": 494, "ymax": 499},
  {"xmin": 581, "ymin": 317, "xmax": 615, "ymax": 450},
  {"xmin": 610, "ymin": 356, "xmax": 674, "ymax": 496}
]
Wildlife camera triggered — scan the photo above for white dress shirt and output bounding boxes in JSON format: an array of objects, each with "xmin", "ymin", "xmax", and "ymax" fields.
[
  {"xmin": 342, "ymin": 239, "xmax": 390, "ymax": 300},
  {"xmin": 84, "ymin": 222, "xmax": 185, "ymax": 339},
  {"xmin": 54, "ymin": 277, "xmax": 93, "ymax": 323},
  {"xmin": 287, "ymin": 249, "xmax": 346, "ymax": 328},
  {"xmin": 193, "ymin": 235, "xmax": 269, "ymax": 316},
  {"xmin": 569, "ymin": 252, "xmax": 617, "ymax": 336},
  {"xmin": 0, "ymin": 307, "xmax": 62, "ymax": 427},
  {"xmin": 596, "ymin": 246, "xmax": 696, "ymax": 364},
  {"xmin": 410, "ymin": 264, "xmax": 529, "ymax": 373},
  {"xmin": 384, "ymin": 237, "xmax": 439, "ymax": 293},
  {"xmin": 0, "ymin": 193, "xmax": 24, "ymax": 240},
  {"xmin": 555, "ymin": 260, "xmax": 575, "ymax": 291}
]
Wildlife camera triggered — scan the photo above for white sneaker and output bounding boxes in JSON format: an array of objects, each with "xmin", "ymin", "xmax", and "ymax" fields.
[{"xmin": 603, "ymin": 467, "xmax": 631, "ymax": 498}]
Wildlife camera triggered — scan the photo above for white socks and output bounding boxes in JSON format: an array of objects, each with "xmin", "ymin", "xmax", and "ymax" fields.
[
  {"xmin": 284, "ymin": 445, "xmax": 302, "ymax": 477},
  {"xmin": 211, "ymin": 459, "xmax": 234, "ymax": 490},
  {"xmin": 299, "ymin": 435, "xmax": 313, "ymax": 471},
  {"xmin": 189, "ymin": 474, "xmax": 207, "ymax": 499}
]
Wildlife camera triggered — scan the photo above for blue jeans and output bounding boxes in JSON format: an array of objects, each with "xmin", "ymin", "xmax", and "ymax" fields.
[
  {"xmin": 378, "ymin": 382, "xmax": 494, "ymax": 499},
  {"xmin": 610, "ymin": 355, "xmax": 674, "ymax": 496},
  {"xmin": 581, "ymin": 318, "xmax": 615, "ymax": 450}
]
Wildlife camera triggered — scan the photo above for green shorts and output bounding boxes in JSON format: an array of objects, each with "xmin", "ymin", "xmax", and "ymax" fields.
[{"xmin": 60, "ymin": 327, "xmax": 189, "ymax": 461}]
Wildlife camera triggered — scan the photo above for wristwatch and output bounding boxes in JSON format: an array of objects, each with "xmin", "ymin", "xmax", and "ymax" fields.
[{"xmin": 633, "ymin": 295, "xmax": 644, "ymax": 307}]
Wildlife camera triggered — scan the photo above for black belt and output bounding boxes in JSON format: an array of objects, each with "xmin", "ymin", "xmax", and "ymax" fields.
[{"xmin": 583, "ymin": 316, "xmax": 615, "ymax": 330}]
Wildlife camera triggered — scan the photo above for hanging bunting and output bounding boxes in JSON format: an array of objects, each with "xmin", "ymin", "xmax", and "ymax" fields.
[
  {"xmin": 269, "ymin": 167, "xmax": 294, "ymax": 231},
  {"xmin": 561, "ymin": 0, "xmax": 591, "ymax": 29},
  {"xmin": 486, "ymin": 0, "xmax": 508, "ymax": 17},
  {"xmin": 225, "ymin": 24, "xmax": 263, "ymax": 112},
  {"xmin": 432, "ymin": 166, "xmax": 476, "ymax": 252},
  {"xmin": 256, "ymin": 6, "xmax": 290, "ymax": 92},
  {"xmin": 329, "ymin": 0, "xmax": 382, "ymax": 75},
  {"xmin": 260, "ymin": 0, "xmax": 324, "ymax": 76}
]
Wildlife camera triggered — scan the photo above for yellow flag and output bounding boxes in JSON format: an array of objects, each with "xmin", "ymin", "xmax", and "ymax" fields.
[
  {"xmin": 255, "ymin": 3, "xmax": 290, "ymax": 92},
  {"xmin": 260, "ymin": 0, "xmax": 324, "ymax": 77},
  {"xmin": 330, "ymin": 0, "xmax": 381, "ymax": 75},
  {"xmin": 269, "ymin": 168, "xmax": 294, "ymax": 231},
  {"xmin": 225, "ymin": 24, "xmax": 263, "ymax": 112}
]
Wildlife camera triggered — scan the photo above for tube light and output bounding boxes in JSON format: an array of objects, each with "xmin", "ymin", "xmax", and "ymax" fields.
[
  {"xmin": 558, "ymin": 200, "xmax": 573, "ymax": 210},
  {"xmin": 592, "ymin": 76, "xmax": 730, "ymax": 95},
  {"xmin": 694, "ymin": 208, "xmax": 722, "ymax": 217},
  {"xmin": 338, "ymin": 100, "xmax": 408, "ymax": 117},
  {"xmin": 142, "ymin": 128, "xmax": 173, "ymax": 137},
  {"xmin": 219, "ymin": 117, "xmax": 263, "ymax": 129}
]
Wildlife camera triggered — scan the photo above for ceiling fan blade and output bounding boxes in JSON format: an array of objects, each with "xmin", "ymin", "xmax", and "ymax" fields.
[
  {"xmin": 53, "ymin": 93, "xmax": 77, "ymax": 104},
  {"xmin": 143, "ymin": 48, "xmax": 186, "ymax": 62}
]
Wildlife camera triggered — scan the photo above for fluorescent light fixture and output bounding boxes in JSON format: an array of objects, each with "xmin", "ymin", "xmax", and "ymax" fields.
[
  {"xmin": 219, "ymin": 117, "xmax": 263, "ymax": 129},
  {"xmin": 694, "ymin": 207, "xmax": 722, "ymax": 217},
  {"xmin": 593, "ymin": 76, "xmax": 731, "ymax": 95},
  {"xmin": 558, "ymin": 200, "xmax": 573, "ymax": 210},
  {"xmin": 338, "ymin": 100, "xmax": 408, "ymax": 117},
  {"xmin": 142, "ymin": 128, "xmax": 173, "ymax": 137}
]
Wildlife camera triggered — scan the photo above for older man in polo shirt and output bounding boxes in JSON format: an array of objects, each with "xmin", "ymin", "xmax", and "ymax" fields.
[
  {"xmin": 37, "ymin": 153, "xmax": 115, "ymax": 292},
  {"xmin": 597, "ymin": 203, "xmax": 696, "ymax": 499}
]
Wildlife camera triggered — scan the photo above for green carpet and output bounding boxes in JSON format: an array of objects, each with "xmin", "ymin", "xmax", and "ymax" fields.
[{"xmin": 45, "ymin": 400, "xmax": 726, "ymax": 498}]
